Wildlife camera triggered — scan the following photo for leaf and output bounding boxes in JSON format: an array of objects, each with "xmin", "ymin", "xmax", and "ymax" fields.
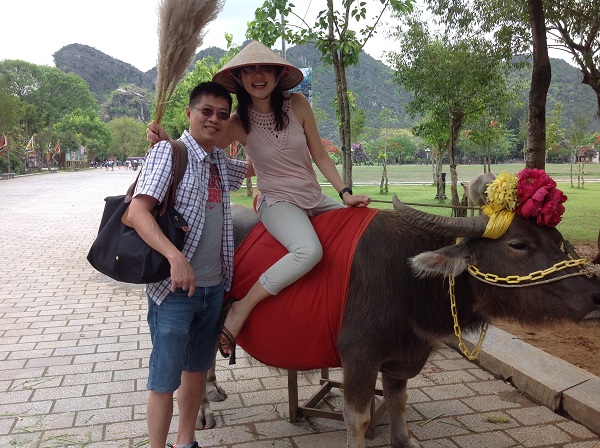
[{"xmin": 487, "ymin": 415, "xmax": 510, "ymax": 424}]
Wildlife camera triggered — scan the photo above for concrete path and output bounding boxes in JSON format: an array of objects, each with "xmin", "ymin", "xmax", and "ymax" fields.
[{"xmin": 0, "ymin": 169, "xmax": 598, "ymax": 448}]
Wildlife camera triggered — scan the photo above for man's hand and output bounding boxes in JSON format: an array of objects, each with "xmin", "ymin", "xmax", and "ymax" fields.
[
  {"xmin": 147, "ymin": 120, "xmax": 171, "ymax": 144},
  {"xmin": 128, "ymin": 194, "xmax": 195, "ymax": 296},
  {"xmin": 167, "ymin": 251, "xmax": 196, "ymax": 297}
]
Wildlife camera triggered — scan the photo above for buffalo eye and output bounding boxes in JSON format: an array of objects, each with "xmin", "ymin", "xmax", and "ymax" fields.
[{"xmin": 508, "ymin": 241, "xmax": 529, "ymax": 252}]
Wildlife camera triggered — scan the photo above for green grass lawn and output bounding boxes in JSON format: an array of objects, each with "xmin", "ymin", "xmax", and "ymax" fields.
[{"xmin": 231, "ymin": 162, "xmax": 600, "ymax": 244}]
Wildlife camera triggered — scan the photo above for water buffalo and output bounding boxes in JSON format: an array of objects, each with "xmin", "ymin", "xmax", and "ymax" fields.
[
  {"xmin": 465, "ymin": 172, "xmax": 496, "ymax": 207},
  {"xmin": 593, "ymin": 229, "xmax": 600, "ymax": 264},
  {"xmin": 199, "ymin": 198, "xmax": 600, "ymax": 448}
]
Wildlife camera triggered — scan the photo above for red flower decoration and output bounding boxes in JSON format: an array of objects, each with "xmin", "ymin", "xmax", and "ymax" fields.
[{"xmin": 515, "ymin": 168, "xmax": 567, "ymax": 227}]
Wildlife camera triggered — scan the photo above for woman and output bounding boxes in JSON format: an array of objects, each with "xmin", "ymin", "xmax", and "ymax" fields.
[{"xmin": 148, "ymin": 41, "xmax": 371, "ymax": 363}]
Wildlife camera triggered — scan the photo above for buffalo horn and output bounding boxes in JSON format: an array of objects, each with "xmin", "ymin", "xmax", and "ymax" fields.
[{"xmin": 392, "ymin": 195, "xmax": 489, "ymax": 238}]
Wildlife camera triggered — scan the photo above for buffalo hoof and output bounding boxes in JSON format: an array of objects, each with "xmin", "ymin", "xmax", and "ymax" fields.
[
  {"xmin": 207, "ymin": 380, "xmax": 228, "ymax": 402},
  {"xmin": 196, "ymin": 400, "xmax": 216, "ymax": 430}
]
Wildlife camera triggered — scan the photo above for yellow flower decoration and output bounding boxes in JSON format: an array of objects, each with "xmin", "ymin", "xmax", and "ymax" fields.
[
  {"xmin": 483, "ymin": 171, "xmax": 518, "ymax": 214},
  {"xmin": 481, "ymin": 172, "xmax": 518, "ymax": 239}
]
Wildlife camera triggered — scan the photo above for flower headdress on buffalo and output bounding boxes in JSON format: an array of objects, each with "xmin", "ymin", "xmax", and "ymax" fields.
[{"xmin": 481, "ymin": 168, "xmax": 567, "ymax": 239}]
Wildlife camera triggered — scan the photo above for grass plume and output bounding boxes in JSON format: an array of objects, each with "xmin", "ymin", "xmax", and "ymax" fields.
[{"xmin": 155, "ymin": 0, "xmax": 223, "ymax": 124}]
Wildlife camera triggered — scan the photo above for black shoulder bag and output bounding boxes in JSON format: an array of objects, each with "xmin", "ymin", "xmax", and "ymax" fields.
[{"xmin": 87, "ymin": 140, "xmax": 189, "ymax": 284}]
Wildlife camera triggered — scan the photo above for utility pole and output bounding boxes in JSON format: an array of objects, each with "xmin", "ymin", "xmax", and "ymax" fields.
[{"xmin": 281, "ymin": 11, "xmax": 286, "ymax": 59}]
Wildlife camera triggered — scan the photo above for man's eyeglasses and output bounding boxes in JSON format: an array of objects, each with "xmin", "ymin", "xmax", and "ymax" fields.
[
  {"xmin": 240, "ymin": 65, "xmax": 276, "ymax": 75},
  {"xmin": 190, "ymin": 106, "xmax": 230, "ymax": 121}
]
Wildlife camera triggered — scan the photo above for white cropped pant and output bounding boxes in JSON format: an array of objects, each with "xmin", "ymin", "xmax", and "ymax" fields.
[{"xmin": 257, "ymin": 195, "xmax": 344, "ymax": 295}]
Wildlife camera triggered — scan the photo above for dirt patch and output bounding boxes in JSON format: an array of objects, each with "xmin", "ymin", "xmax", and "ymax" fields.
[
  {"xmin": 493, "ymin": 242, "xmax": 600, "ymax": 377},
  {"xmin": 493, "ymin": 320, "xmax": 600, "ymax": 377}
]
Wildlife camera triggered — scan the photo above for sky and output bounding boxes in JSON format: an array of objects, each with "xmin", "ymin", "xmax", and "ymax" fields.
[
  {"xmin": 1, "ymin": 0, "xmax": 404, "ymax": 72},
  {"xmin": 2, "ymin": 0, "xmax": 573, "ymax": 73}
]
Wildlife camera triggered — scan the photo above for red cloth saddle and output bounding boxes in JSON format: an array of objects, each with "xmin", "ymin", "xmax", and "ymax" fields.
[{"xmin": 226, "ymin": 207, "xmax": 379, "ymax": 370}]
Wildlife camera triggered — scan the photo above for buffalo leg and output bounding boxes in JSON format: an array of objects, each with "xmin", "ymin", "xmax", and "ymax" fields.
[
  {"xmin": 196, "ymin": 354, "xmax": 227, "ymax": 430},
  {"xmin": 205, "ymin": 364, "xmax": 227, "ymax": 402},
  {"xmin": 342, "ymin": 367, "xmax": 378, "ymax": 448},
  {"xmin": 382, "ymin": 373, "xmax": 420, "ymax": 448}
]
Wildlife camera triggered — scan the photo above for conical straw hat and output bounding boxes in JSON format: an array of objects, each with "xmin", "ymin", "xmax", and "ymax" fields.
[{"xmin": 213, "ymin": 40, "xmax": 304, "ymax": 92}]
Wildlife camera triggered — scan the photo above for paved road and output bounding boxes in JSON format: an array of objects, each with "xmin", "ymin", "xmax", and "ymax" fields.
[{"xmin": 0, "ymin": 169, "xmax": 599, "ymax": 448}]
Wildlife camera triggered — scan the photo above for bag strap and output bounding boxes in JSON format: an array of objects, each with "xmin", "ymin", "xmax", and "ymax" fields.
[
  {"xmin": 160, "ymin": 140, "xmax": 188, "ymax": 214},
  {"xmin": 125, "ymin": 140, "xmax": 188, "ymax": 212}
]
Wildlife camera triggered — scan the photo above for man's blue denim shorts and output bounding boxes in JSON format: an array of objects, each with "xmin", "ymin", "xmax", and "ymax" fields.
[{"xmin": 146, "ymin": 285, "xmax": 223, "ymax": 393}]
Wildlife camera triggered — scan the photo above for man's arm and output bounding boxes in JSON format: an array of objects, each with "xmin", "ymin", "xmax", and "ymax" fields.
[{"xmin": 127, "ymin": 194, "xmax": 195, "ymax": 295}]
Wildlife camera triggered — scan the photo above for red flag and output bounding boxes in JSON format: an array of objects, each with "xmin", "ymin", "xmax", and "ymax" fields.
[
  {"xmin": 51, "ymin": 139, "xmax": 61, "ymax": 162},
  {"xmin": 0, "ymin": 133, "xmax": 7, "ymax": 156}
]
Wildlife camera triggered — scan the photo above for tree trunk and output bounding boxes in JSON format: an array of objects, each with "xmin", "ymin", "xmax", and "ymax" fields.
[
  {"xmin": 434, "ymin": 146, "xmax": 444, "ymax": 202},
  {"xmin": 449, "ymin": 106, "xmax": 464, "ymax": 214},
  {"xmin": 245, "ymin": 178, "xmax": 253, "ymax": 197},
  {"xmin": 380, "ymin": 160, "xmax": 388, "ymax": 194},
  {"xmin": 570, "ymin": 154, "xmax": 573, "ymax": 188},
  {"xmin": 327, "ymin": 0, "xmax": 353, "ymax": 187},
  {"xmin": 526, "ymin": 0, "xmax": 551, "ymax": 169}
]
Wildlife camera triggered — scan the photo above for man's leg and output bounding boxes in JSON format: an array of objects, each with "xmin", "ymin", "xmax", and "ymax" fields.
[
  {"xmin": 175, "ymin": 371, "xmax": 206, "ymax": 445},
  {"xmin": 147, "ymin": 390, "xmax": 174, "ymax": 448}
]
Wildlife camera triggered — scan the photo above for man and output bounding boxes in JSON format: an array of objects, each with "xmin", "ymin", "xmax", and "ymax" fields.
[{"xmin": 128, "ymin": 82, "xmax": 251, "ymax": 448}]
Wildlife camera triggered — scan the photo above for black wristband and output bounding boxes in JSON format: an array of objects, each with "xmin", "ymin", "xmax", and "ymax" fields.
[{"xmin": 338, "ymin": 187, "xmax": 353, "ymax": 200}]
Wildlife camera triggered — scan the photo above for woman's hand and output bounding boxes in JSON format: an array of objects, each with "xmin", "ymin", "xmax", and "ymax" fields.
[
  {"xmin": 146, "ymin": 120, "xmax": 171, "ymax": 144},
  {"xmin": 343, "ymin": 193, "xmax": 371, "ymax": 208}
]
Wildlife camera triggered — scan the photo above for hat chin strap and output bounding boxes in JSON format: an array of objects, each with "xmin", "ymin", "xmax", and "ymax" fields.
[
  {"xmin": 230, "ymin": 71, "xmax": 243, "ymax": 88},
  {"xmin": 274, "ymin": 72, "xmax": 284, "ymax": 87}
]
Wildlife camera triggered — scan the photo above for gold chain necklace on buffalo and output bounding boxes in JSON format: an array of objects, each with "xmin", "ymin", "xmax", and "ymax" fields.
[{"xmin": 450, "ymin": 258, "xmax": 596, "ymax": 360}]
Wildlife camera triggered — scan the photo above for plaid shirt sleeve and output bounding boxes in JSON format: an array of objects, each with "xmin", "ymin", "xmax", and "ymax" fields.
[
  {"xmin": 226, "ymin": 158, "xmax": 248, "ymax": 191},
  {"xmin": 134, "ymin": 142, "xmax": 173, "ymax": 202}
]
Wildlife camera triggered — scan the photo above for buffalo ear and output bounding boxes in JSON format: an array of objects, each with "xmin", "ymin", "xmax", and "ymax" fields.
[{"xmin": 410, "ymin": 244, "xmax": 470, "ymax": 278}]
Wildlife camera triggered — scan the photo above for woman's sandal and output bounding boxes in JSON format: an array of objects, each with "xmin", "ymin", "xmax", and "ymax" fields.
[
  {"xmin": 218, "ymin": 299, "xmax": 237, "ymax": 365},
  {"xmin": 219, "ymin": 326, "xmax": 237, "ymax": 365}
]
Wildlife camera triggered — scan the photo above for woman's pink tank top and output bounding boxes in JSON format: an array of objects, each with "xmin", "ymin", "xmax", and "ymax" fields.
[{"xmin": 245, "ymin": 94, "xmax": 324, "ymax": 210}]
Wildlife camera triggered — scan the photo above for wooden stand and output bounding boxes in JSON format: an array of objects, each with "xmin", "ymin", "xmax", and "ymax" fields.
[{"xmin": 287, "ymin": 368, "xmax": 386, "ymax": 439}]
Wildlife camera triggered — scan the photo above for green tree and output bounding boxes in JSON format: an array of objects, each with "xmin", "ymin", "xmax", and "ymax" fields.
[
  {"xmin": 55, "ymin": 108, "xmax": 111, "ymax": 159},
  {"xmin": 0, "ymin": 91, "xmax": 25, "ymax": 135},
  {"xmin": 246, "ymin": 0, "xmax": 414, "ymax": 187},
  {"xmin": 27, "ymin": 66, "xmax": 97, "ymax": 129},
  {"xmin": 412, "ymin": 114, "xmax": 451, "ymax": 190},
  {"xmin": 107, "ymin": 117, "xmax": 148, "ymax": 160},
  {"xmin": 424, "ymin": 0, "xmax": 600, "ymax": 167},
  {"xmin": 464, "ymin": 117, "xmax": 506, "ymax": 171},
  {"xmin": 383, "ymin": 129, "xmax": 419, "ymax": 163},
  {"xmin": 389, "ymin": 16, "xmax": 514, "ymax": 211},
  {"xmin": 566, "ymin": 113, "xmax": 591, "ymax": 187},
  {"xmin": 0, "ymin": 73, "xmax": 26, "ymax": 134},
  {"xmin": 461, "ymin": 123, "xmax": 517, "ymax": 166},
  {"xmin": 0, "ymin": 60, "xmax": 97, "ymax": 134},
  {"xmin": 545, "ymin": 102, "xmax": 566, "ymax": 162}
]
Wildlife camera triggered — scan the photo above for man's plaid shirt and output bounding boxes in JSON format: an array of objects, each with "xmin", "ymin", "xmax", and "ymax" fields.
[{"xmin": 134, "ymin": 130, "xmax": 248, "ymax": 305}]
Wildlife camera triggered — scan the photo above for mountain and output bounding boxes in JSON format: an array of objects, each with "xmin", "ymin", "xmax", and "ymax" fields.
[
  {"xmin": 285, "ymin": 43, "xmax": 415, "ymax": 139},
  {"xmin": 54, "ymin": 44, "xmax": 155, "ymax": 102},
  {"xmin": 52, "ymin": 43, "xmax": 598, "ymax": 143}
]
